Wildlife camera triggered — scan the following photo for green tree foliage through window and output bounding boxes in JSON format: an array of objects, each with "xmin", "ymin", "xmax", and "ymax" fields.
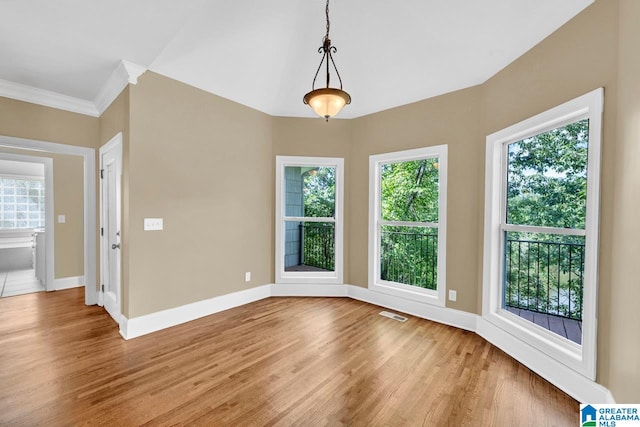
[
  {"xmin": 302, "ymin": 167, "xmax": 335, "ymax": 218},
  {"xmin": 507, "ymin": 119, "xmax": 588, "ymax": 229},
  {"xmin": 504, "ymin": 119, "xmax": 589, "ymax": 324},
  {"xmin": 379, "ymin": 158, "xmax": 440, "ymax": 290},
  {"xmin": 296, "ymin": 167, "xmax": 336, "ymax": 270},
  {"xmin": 381, "ymin": 159, "xmax": 439, "ymax": 223}
]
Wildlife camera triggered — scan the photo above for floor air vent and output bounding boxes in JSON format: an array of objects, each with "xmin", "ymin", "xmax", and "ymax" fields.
[{"xmin": 379, "ymin": 311, "xmax": 408, "ymax": 322}]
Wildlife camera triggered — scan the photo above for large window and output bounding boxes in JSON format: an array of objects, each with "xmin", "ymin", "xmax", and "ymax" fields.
[
  {"xmin": 369, "ymin": 146, "xmax": 447, "ymax": 306},
  {"xmin": 0, "ymin": 177, "xmax": 45, "ymax": 229},
  {"xmin": 483, "ymin": 89, "xmax": 603, "ymax": 379},
  {"xmin": 275, "ymin": 156, "xmax": 344, "ymax": 284}
]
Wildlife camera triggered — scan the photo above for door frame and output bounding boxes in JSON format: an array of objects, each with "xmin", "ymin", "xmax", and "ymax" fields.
[
  {"xmin": 99, "ymin": 133, "xmax": 122, "ymax": 322},
  {"xmin": 0, "ymin": 151, "xmax": 54, "ymax": 290},
  {"xmin": 0, "ymin": 135, "xmax": 97, "ymax": 305}
]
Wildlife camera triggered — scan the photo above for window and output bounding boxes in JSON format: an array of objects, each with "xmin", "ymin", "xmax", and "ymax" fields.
[
  {"xmin": 369, "ymin": 145, "xmax": 447, "ymax": 306},
  {"xmin": 483, "ymin": 88, "xmax": 603, "ymax": 379},
  {"xmin": 0, "ymin": 177, "xmax": 45, "ymax": 229},
  {"xmin": 275, "ymin": 156, "xmax": 344, "ymax": 284}
]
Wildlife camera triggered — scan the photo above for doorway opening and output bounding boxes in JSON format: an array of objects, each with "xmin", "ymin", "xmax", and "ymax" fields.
[
  {"xmin": 0, "ymin": 154, "xmax": 52, "ymax": 297},
  {"xmin": 0, "ymin": 135, "xmax": 97, "ymax": 305}
]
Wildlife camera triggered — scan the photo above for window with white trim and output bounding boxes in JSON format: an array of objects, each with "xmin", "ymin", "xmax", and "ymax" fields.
[
  {"xmin": 483, "ymin": 88, "xmax": 603, "ymax": 379},
  {"xmin": 275, "ymin": 156, "xmax": 344, "ymax": 284},
  {"xmin": 0, "ymin": 177, "xmax": 45, "ymax": 229},
  {"xmin": 369, "ymin": 145, "xmax": 447, "ymax": 306}
]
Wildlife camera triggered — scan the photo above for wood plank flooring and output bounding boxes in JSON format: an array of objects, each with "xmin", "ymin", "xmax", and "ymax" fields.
[{"xmin": 0, "ymin": 288, "xmax": 579, "ymax": 426}]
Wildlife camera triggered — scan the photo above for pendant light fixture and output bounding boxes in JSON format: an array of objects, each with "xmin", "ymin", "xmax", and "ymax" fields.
[{"xmin": 303, "ymin": 0, "xmax": 351, "ymax": 121}]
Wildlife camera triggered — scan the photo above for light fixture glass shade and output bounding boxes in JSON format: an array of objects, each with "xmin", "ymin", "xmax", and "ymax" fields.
[{"xmin": 304, "ymin": 88, "xmax": 351, "ymax": 120}]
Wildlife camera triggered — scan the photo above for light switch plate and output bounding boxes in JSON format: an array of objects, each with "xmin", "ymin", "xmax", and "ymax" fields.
[
  {"xmin": 57, "ymin": 215, "xmax": 66, "ymax": 223},
  {"xmin": 144, "ymin": 218, "xmax": 163, "ymax": 231}
]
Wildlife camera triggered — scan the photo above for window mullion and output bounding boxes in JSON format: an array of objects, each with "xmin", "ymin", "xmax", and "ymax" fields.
[
  {"xmin": 284, "ymin": 216, "xmax": 335, "ymax": 223},
  {"xmin": 501, "ymin": 223, "xmax": 586, "ymax": 237},
  {"xmin": 380, "ymin": 220, "xmax": 438, "ymax": 228}
]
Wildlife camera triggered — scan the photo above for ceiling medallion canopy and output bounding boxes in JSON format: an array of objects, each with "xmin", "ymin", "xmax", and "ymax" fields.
[{"xmin": 303, "ymin": 0, "xmax": 351, "ymax": 121}]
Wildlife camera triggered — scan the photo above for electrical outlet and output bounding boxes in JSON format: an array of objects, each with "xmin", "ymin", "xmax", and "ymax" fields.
[
  {"xmin": 245, "ymin": 272, "xmax": 251, "ymax": 282},
  {"xmin": 448, "ymin": 290, "xmax": 457, "ymax": 301},
  {"xmin": 57, "ymin": 215, "xmax": 66, "ymax": 224},
  {"xmin": 143, "ymin": 218, "xmax": 163, "ymax": 231}
]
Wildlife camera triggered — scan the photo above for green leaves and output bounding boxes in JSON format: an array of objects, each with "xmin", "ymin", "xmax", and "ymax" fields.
[
  {"xmin": 380, "ymin": 158, "xmax": 439, "ymax": 223},
  {"xmin": 303, "ymin": 167, "xmax": 336, "ymax": 218},
  {"xmin": 507, "ymin": 119, "xmax": 589, "ymax": 229},
  {"xmin": 378, "ymin": 158, "xmax": 440, "ymax": 289}
]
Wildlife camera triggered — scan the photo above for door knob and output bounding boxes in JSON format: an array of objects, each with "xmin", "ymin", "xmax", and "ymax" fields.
[{"xmin": 112, "ymin": 243, "xmax": 120, "ymax": 250}]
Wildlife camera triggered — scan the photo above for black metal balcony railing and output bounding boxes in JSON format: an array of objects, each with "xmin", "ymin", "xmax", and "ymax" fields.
[
  {"xmin": 380, "ymin": 230, "xmax": 438, "ymax": 290},
  {"xmin": 300, "ymin": 223, "xmax": 335, "ymax": 271},
  {"xmin": 505, "ymin": 238, "xmax": 585, "ymax": 321},
  {"xmin": 298, "ymin": 225, "xmax": 585, "ymax": 322}
]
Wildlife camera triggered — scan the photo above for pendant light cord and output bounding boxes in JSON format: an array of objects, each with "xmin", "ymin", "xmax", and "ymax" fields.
[{"xmin": 325, "ymin": 0, "xmax": 330, "ymax": 41}]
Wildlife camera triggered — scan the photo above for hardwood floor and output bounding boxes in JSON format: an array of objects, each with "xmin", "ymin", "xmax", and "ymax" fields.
[{"xmin": 0, "ymin": 288, "xmax": 578, "ymax": 426}]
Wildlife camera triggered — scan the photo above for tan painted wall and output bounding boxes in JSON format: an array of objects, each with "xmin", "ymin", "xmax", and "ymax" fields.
[
  {"xmin": 127, "ymin": 72, "xmax": 273, "ymax": 317},
  {"xmin": 51, "ymin": 154, "xmax": 84, "ymax": 278},
  {"xmin": 481, "ymin": 0, "xmax": 620, "ymax": 392},
  {"xmin": 0, "ymin": 97, "xmax": 97, "ymax": 280},
  {"xmin": 99, "ymin": 88, "xmax": 130, "ymax": 314},
  {"xmin": 272, "ymin": 117, "xmax": 353, "ymax": 282},
  {"xmin": 0, "ymin": 97, "xmax": 98, "ymax": 148},
  {"xmin": 609, "ymin": 0, "xmax": 640, "ymax": 403}
]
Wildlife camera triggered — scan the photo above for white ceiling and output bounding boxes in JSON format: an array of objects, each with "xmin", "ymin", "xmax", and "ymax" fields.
[{"xmin": 0, "ymin": 0, "xmax": 593, "ymax": 118}]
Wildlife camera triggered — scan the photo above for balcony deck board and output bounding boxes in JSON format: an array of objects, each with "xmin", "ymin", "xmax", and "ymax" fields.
[
  {"xmin": 506, "ymin": 306, "xmax": 582, "ymax": 345},
  {"xmin": 533, "ymin": 312, "xmax": 550, "ymax": 329},
  {"xmin": 564, "ymin": 319, "xmax": 582, "ymax": 344},
  {"xmin": 547, "ymin": 315, "xmax": 566, "ymax": 337},
  {"xmin": 284, "ymin": 264, "xmax": 330, "ymax": 272}
]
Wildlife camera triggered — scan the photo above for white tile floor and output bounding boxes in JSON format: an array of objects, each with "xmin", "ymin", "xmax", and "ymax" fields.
[{"xmin": 0, "ymin": 269, "xmax": 44, "ymax": 298}]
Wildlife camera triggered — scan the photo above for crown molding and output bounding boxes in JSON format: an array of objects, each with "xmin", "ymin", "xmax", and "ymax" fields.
[
  {"xmin": 94, "ymin": 60, "xmax": 147, "ymax": 115},
  {"xmin": 0, "ymin": 60, "xmax": 146, "ymax": 118},
  {"xmin": 0, "ymin": 78, "xmax": 100, "ymax": 117}
]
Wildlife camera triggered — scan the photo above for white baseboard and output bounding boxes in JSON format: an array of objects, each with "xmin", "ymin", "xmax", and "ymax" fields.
[
  {"xmin": 120, "ymin": 284, "xmax": 272, "ymax": 340},
  {"xmin": 347, "ymin": 285, "xmax": 477, "ymax": 332},
  {"xmin": 113, "ymin": 281, "xmax": 614, "ymax": 404},
  {"xmin": 476, "ymin": 317, "xmax": 613, "ymax": 404},
  {"xmin": 271, "ymin": 283, "xmax": 349, "ymax": 297},
  {"xmin": 54, "ymin": 276, "xmax": 84, "ymax": 291}
]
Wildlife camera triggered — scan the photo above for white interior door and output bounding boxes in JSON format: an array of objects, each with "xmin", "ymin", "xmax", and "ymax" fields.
[{"xmin": 100, "ymin": 136, "xmax": 122, "ymax": 324}]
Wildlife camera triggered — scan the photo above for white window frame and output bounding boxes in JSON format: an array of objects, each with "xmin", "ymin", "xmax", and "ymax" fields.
[
  {"xmin": 275, "ymin": 156, "xmax": 344, "ymax": 284},
  {"xmin": 368, "ymin": 145, "xmax": 448, "ymax": 306},
  {"xmin": 482, "ymin": 88, "xmax": 603, "ymax": 379}
]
